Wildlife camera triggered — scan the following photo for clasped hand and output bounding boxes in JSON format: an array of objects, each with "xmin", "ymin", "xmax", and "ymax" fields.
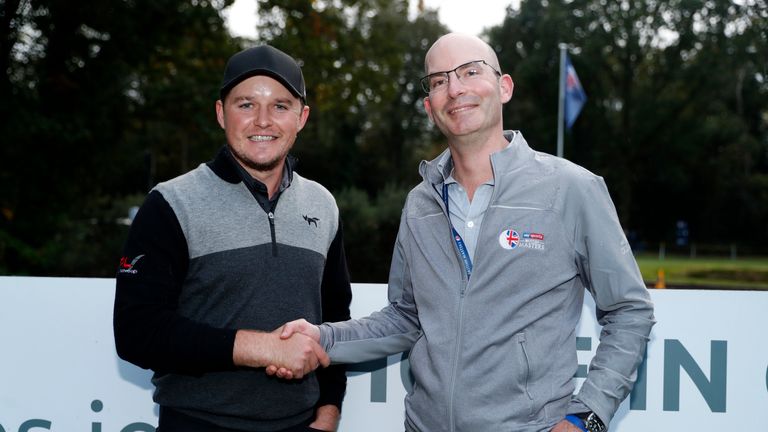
[
  {"xmin": 232, "ymin": 319, "xmax": 325, "ymax": 379},
  {"xmin": 266, "ymin": 319, "xmax": 321, "ymax": 379}
]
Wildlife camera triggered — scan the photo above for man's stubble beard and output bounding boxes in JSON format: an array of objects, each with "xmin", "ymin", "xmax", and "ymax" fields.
[{"xmin": 229, "ymin": 142, "xmax": 291, "ymax": 173}]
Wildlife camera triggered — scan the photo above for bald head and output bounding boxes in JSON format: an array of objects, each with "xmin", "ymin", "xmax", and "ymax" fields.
[{"xmin": 424, "ymin": 33, "xmax": 501, "ymax": 75}]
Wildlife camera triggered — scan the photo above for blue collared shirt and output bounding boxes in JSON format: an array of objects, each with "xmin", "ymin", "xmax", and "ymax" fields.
[{"xmin": 442, "ymin": 173, "xmax": 494, "ymax": 262}]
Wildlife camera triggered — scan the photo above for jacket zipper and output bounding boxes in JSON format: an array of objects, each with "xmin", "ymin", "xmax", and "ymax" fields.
[
  {"xmin": 441, "ymin": 158, "xmax": 502, "ymax": 431},
  {"xmin": 439, "ymin": 183, "xmax": 469, "ymax": 432},
  {"xmin": 268, "ymin": 211, "xmax": 277, "ymax": 257},
  {"xmin": 448, "ymin": 286, "xmax": 466, "ymax": 432}
]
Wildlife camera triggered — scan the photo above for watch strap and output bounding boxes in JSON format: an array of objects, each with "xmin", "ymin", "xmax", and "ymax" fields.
[
  {"xmin": 565, "ymin": 414, "xmax": 588, "ymax": 432},
  {"xmin": 576, "ymin": 411, "xmax": 606, "ymax": 432}
]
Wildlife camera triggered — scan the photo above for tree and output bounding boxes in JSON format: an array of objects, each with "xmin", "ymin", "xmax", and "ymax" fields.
[
  {"xmin": 487, "ymin": 0, "xmax": 768, "ymax": 251},
  {"xmin": 0, "ymin": 0, "xmax": 239, "ymax": 275},
  {"xmin": 254, "ymin": 0, "xmax": 447, "ymax": 280}
]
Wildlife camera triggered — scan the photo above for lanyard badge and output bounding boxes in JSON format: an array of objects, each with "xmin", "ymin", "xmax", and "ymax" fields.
[{"xmin": 442, "ymin": 183, "xmax": 473, "ymax": 280}]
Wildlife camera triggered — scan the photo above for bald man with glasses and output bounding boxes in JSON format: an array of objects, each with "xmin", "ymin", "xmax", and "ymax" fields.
[{"xmin": 277, "ymin": 33, "xmax": 655, "ymax": 432}]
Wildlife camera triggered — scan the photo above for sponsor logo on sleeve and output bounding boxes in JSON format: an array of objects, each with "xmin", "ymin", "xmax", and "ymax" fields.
[{"xmin": 118, "ymin": 255, "xmax": 145, "ymax": 274}]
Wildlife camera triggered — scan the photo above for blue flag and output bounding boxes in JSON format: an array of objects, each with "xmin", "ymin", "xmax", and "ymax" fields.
[{"xmin": 564, "ymin": 54, "xmax": 587, "ymax": 129}]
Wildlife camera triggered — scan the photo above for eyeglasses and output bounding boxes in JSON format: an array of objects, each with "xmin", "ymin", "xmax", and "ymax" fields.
[{"xmin": 419, "ymin": 60, "xmax": 502, "ymax": 94}]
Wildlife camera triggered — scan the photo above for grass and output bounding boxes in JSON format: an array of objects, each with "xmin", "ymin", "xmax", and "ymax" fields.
[{"xmin": 635, "ymin": 254, "xmax": 768, "ymax": 290}]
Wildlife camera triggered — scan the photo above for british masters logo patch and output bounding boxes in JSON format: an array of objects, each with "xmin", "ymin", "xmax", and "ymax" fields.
[
  {"xmin": 521, "ymin": 231, "xmax": 546, "ymax": 250},
  {"xmin": 499, "ymin": 229, "xmax": 546, "ymax": 251},
  {"xmin": 118, "ymin": 254, "xmax": 145, "ymax": 274},
  {"xmin": 499, "ymin": 229, "xmax": 519, "ymax": 249}
]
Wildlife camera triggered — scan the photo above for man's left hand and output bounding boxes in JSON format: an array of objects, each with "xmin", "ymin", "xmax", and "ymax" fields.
[
  {"xmin": 310, "ymin": 405, "xmax": 340, "ymax": 431},
  {"xmin": 551, "ymin": 418, "xmax": 584, "ymax": 432}
]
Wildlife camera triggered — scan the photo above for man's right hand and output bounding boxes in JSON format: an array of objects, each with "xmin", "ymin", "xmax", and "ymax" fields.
[
  {"xmin": 264, "ymin": 319, "xmax": 322, "ymax": 379},
  {"xmin": 233, "ymin": 326, "xmax": 329, "ymax": 379}
]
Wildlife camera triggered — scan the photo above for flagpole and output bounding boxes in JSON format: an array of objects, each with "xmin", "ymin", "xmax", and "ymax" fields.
[{"xmin": 556, "ymin": 43, "xmax": 567, "ymax": 158}]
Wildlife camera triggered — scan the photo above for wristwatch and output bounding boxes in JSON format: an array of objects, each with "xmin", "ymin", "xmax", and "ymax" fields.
[{"xmin": 576, "ymin": 412, "xmax": 606, "ymax": 432}]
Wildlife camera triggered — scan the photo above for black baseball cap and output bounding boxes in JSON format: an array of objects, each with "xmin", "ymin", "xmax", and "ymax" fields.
[{"xmin": 219, "ymin": 45, "xmax": 306, "ymax": 102}]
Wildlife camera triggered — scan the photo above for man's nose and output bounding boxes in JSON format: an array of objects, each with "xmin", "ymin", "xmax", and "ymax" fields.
[
  {"xmin": 446, "ymin": 72, "xmax": 466, "ymax": 97},
  {"xmin": 254, "ymin": 106, "xmax": 272, "ymax": 127}
]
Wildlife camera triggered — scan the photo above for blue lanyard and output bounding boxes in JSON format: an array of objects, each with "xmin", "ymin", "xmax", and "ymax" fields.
[{"xmin": 442, "ymin": 183, "xmax": 473, "ymax": 279}]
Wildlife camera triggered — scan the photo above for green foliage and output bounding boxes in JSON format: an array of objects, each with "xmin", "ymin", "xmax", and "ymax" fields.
[
  {"xmin": 636, "ymin": 254, "xmax": 768, "ymax": 290},
  {"xmin": 0, "ymin": 0, "xmax": 238, "ymax": 275},
  {"xmin": 253, "ymin": 0, "xmax": 448, "ymax": 281},
  {"xmin": 1, "ymin": 0, "xmax": 766, "ymax": 280},
  {"xmin": 488, "ymin": 0, "xmax": 768, "ymax": 248},
  {"xmin": 255, "ymin": 0, "xmax": 446, "ymax": 193},
  {"xmin": 336, "ymin": 184, "xmax": 408, "ymax": 281}
]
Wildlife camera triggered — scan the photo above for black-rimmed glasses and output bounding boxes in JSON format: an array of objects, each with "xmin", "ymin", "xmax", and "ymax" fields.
[{"xmin": 419, "ymin": 60, "xmax": 502, "ymax": 94}]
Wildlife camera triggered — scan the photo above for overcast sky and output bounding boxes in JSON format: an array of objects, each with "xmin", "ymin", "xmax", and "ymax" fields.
[{"xmin": 224, "ymin": 0, "xmax": 520, "ymax": 39}]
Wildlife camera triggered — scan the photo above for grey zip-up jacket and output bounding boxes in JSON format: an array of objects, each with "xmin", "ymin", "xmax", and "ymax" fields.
[{"xmin": 320, "ymin": 131, "xmax": 655, "ymax": 432}]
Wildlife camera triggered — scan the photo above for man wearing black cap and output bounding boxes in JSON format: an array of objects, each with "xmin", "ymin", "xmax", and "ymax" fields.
[{"xmin": 113, "ymin": 45, "xmax": 352, "ymax": 431}]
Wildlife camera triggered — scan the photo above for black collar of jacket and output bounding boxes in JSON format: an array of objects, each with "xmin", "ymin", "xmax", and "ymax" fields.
[{"xmin": 207, "ymin": 145, "xmax": 297, "ymax": 213}]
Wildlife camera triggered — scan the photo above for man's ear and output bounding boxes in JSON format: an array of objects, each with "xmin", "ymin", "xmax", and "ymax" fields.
[
  {"xmin": 296, "ymin": 104, "xmax": 310, "ymax": 132},
  {"xmin": 215, "ymin": 99, "xmax": 226, "ymax": 129},
  {"xmin": 499, "ymin": 74, "xmax": 514, "ymax": 103},
  {"xmin": 423, "ymin": 96, "xmax": 435, "ymax": 123}
]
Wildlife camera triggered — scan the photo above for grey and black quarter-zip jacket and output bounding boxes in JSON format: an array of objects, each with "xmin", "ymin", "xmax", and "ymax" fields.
[
  {"xmin": 114, "ymin": 146, "xmax": 352, "ymax": 431},
  {"xmin": 319, "ymin": 131, "xmax": 655, "ymax": 432}
]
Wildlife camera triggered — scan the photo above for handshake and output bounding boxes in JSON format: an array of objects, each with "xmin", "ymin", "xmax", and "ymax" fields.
[{"xmin": 233, "ymin": 319, "xmax": 324, "ymax": 379}]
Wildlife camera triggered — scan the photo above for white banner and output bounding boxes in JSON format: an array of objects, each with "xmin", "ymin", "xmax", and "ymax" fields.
[{"xmin": 0, "ymin": 277, "xmax": 766, "ymax": 431}]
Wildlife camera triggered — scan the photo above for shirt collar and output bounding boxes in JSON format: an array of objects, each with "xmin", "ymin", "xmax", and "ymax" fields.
[
  {"xmin": 437, "ymin": 139, "xmax": 517, "ymax": 188},
  {"xmin": 420, "ymin": 130, "xmax": 530, "ymax": 186},
  {"xmin": 207, "ymin": 145, "xmax": 295, "ymax": 203}
]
